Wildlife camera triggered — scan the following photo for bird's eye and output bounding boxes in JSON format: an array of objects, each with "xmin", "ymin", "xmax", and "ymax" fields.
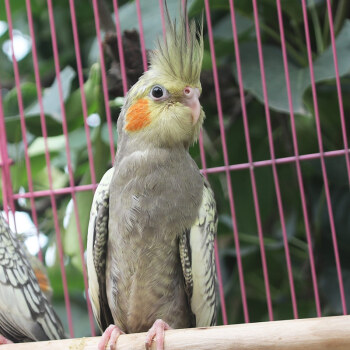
[{"xmin": 150, "ymin": 85, "xmax": 166, "ymax": 100}]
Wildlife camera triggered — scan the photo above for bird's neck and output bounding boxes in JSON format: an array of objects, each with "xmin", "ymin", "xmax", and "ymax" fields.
[{"xmin": 115, "ymin": 138, "xmax": 188, "ymax": 166}]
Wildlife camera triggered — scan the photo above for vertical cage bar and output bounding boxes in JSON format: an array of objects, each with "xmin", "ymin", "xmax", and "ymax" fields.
[
  {"xmin": 301, "ymin": 0, "xmax": 347, "ymax": 315},
  {"xmin": 0, "ymin": 87, "xmax": 15, "ymax": 218},
  {"xmin": 0, "ymin": 151, "xmax": 8, "ymax": 214},
  {"xmin": 69, "ymin": 0, "xmax": 97, "ymax": 187},
  {"xmin": 251, "ymin": 0, "xmax": 298, "ymax": 319},
  {"xmin": 4, "ymin": 0, "xmax": 43, "ymax": 261},
  {"xmin": 68, "ymin": 0, "xmax": 98, "ymax": 335},
  {"xmin": 0, "ymin": 162, "xmax": 9, "ymax": 217},
  {"xmin": 204, "ymin": 0, "xmax": 249, "ymax": 323},
  {"xmin": 325, "ymin": 0, "xmax": 350, "ymax": 187},
  {"xmin": 91, "ymin": 0, "xmax": 116, "ymax": 163},
  {"xmin": 25, "ymin": 0, "xmax": 54, "ymax": 197},
  {"xmin": 158, "ymin": 0, "xmax": 167, "ymax": 39},
  {"xmin": 276, "ymin": 0, "xmax": 321, "ymax": 317}
]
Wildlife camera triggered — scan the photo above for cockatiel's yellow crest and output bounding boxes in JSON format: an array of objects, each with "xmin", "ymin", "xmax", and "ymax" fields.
[
  {"xmin": 149, "ymin": 13, "xmax": 203, "ymax": 87},
  {"xmin": 121, "ymin": 10, "xmax": 204, "ymax": 148}
]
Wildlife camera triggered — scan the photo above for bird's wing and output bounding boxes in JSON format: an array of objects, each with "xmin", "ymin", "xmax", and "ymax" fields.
[
  {"xmin": 87, "ymin": 168, "xmax": 115, "ymax": 331},
  {"xmin": 0, "ymin": 216, "xmax": 65, "ymax": 342},
  {"xmin": 179, "ymin": 178, "xmax": 218, "ymax": 327}
]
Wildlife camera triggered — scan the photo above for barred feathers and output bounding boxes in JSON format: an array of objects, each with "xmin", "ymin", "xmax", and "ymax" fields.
[{"xmin": 0, "ymin": 215, "xmax": 65, "ymax": 342}]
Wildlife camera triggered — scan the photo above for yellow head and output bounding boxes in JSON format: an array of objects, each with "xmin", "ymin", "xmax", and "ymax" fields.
[{"xmin": 118, "ymin": 10, "xmax": 204, "ymax": 149}]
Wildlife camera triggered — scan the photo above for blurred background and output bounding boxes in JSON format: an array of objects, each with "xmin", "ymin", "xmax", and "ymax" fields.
[{"xmin": 0, "ymin": 0, "xmax": 349, "ymax": 338}]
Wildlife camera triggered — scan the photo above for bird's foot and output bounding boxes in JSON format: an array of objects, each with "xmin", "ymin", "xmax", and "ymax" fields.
[
  {"xmin": 145, "ymin": 319, "xmax": 172, "ymax": 350},
  {"xmin": 98, "ymin": 324, "xmax": 124, "ymax": 350},
  {"xmin": 0, "ymin": 335, "xmax": 13, "ymax": 345}
]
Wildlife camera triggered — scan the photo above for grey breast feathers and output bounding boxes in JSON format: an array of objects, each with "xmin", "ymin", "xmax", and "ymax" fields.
[
  {"xmin": 179, "ymin": 178, "xmax": 218, "ymax": 327},
  {"xmin": 0, "ymin": 215, "xmax": 65, "ymax": 342},
  {"xmin": 86, "ymin": 168, "xmax": 115, "ymax": 331}
]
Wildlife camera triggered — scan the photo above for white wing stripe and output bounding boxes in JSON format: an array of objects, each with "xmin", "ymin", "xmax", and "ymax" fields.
[{"xmin": 188, "ymin": 182, "xmax": 217, "ymax": 327}]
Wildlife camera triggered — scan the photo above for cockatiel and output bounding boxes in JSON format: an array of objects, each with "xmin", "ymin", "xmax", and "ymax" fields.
[
  {"xmin": 0, "ymin": 214, "xmax": 65, "ymax": 343},
  {"xmin": 87, "ymin": 7, "xmax": 217, "ymax": 350}
]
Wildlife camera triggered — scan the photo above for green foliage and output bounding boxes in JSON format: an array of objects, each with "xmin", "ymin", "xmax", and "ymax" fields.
[
  {"xmin": 0, "ymin": 0, "xmax": 349, "ymax": 336},
  {"xmin": 196, "ymin": 0, "xmax": 350, "ymax": 325},
  {"xmin": 235, "ymin": 21, "xmax": 350, "ymax": 114}
]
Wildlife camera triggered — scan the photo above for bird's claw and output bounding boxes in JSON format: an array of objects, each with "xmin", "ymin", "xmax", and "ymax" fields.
[
  {"xmin": 144, "ymin": 319, "xmax": 172, "ymax": 350},
  {"xmin": 0, "ymin": 335, "xmax": 13, "ymax": 345},
  {"xmin": 98, "ymin": 324, "xmax": 124, "ymax": 350}
]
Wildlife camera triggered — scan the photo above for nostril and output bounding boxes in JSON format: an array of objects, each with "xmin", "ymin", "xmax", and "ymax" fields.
[{"xmin": 184, "ymin": 87, "xmax": 192, "ymax": 95}]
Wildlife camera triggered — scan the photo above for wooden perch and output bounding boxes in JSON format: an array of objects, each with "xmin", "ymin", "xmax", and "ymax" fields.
[{"xmin": 2, "ymin": 315, "xmax": 350, "ymax": 349}]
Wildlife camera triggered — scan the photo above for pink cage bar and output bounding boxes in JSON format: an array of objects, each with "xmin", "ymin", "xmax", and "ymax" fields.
[{"xmin": 0, "ymin": 0, "xmax": 349, "ymax": 338}]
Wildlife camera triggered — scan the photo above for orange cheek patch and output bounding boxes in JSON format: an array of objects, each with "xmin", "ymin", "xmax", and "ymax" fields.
[{"xmin": 125, "ymin": 98, "xmax": 151, "ymax": 132}]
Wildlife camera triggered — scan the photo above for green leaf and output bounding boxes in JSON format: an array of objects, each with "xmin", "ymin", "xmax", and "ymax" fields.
[
  {"xmin": 235, "ymin": 20, "xmax": 350, "ymax": 114},
  {"xmin": 63, "ymin": 125, "xmax": 112, "ymax": 271},
  {"xmin": 4, "ymin": 67, "xmax": 77, "ymax": 140},
  {"xmin": 25, "ymin": 115, "xmax": 65, "ymax": 138},
  {"xmin": 257, "ymin": 0, "xmax": 303, "ymax": 22},
  {"xmin": 0, "ymin": 3, "xmax": 28, "ymax": 21},
  {"xmin": 307, "ymin": 0, "xmax": 326, "ymax": 7},
  {"xmin": 64, "ymin": 63, "xmax": 102, "ymax": 131},
  {"xmin": 189, "ymin": 0, "xmax": 230, "ymax": 15},
  {"xmin": 3, "ymin": 82, "xmax": 38, "ymax": 116},
  {"xmin": 28, "ymin": 135, "xmax": 66, "ymax": 157},
  {"xmin": 39, "ymin": 166, "xmax": 68, "ymax": 190},
  {"xmin": 319, "ymin": 267, "xmax": 350, "ymax": 314},
  {"xmin": 63, "ymin": 188, "xmax": 94, "ymax": 271},
  {"xmin": 109, "ymin": 96, "xmax": 125, "ymax": 108},
  {"xmin": 303, "ymin": 84, "xmax": 349, "ymax": 150},
  {"xmin": 25, "ymin": 66, "xmax": 76, "ymax": 122},
  {"xmin": 101, "ymin": 122, "xmax": 118, "ymax": 146},
  {"xmin": 213, "ymin": 13, "xmax": 254, "ymax": 41},
  {"xmin": 9, "ymin": 153, "xmax": 60, "ymax": 194},
  {"xmin": 117, "ymin": 0, "xmax": 196, "ymax": 49},
  {"xmin": 3, "ymin": 83, "xmax": 38, "ymax": 142}
]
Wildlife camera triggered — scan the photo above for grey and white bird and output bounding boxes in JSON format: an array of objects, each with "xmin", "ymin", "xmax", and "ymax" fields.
[
  {"xmin": 87, "ymin": 8, "xmax": 217, "ymax": 350},
  {"xmin": 0, "ymin": 214, "xmax": 65, "ymax": 344}
]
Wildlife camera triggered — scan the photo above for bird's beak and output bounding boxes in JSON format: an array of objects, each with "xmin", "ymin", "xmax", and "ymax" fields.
[{"xmin": 183, "ymin": 87, "xmax": 201, "ymax": 125}]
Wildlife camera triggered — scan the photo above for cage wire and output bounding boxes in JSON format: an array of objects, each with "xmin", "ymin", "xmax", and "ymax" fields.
[{"xmin": 0, "ymin": 0, "xmax": 349, "ymax": 340}]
